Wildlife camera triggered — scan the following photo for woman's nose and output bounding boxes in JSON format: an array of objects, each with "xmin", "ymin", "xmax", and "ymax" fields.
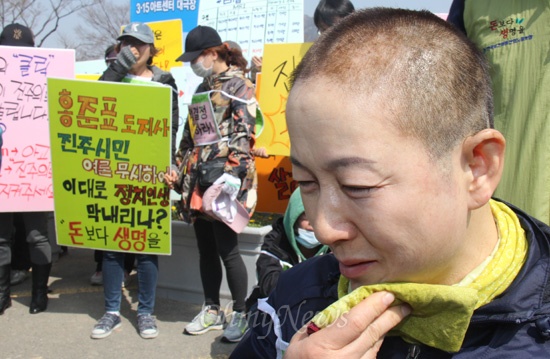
[{"xmin": 307, "ymin": 191, "xmax": 355, "ymax": 246}]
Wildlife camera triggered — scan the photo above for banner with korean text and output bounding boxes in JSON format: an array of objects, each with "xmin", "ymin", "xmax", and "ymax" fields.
[
  {"xmin": 256, "ymin": 42, "xmax": 311, "ymax": 156},
  {"xmin": 47, "ymin": 78, "xmax": 172, "ymax": 255},
  {"xmin": 131, "ymin": 0, "xmax": 199, "ymax": 33},
  {"xmin": 131, "ymin": 0, "xmax": 305, "ymax": 64},
  {"xmin": 197, "ymin": 0, "xmax": 304, "ymax": 63},
  {"xmin": 0, "ymin": 46, "xmax": 75, "ymax": 212}
]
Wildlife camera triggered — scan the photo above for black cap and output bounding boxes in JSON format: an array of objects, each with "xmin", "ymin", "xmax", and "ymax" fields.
[
  {"xmin": 0, "ymin": 23, "xmax": 35, "ymax": 47},
  {"xmin": 176, "ymin": 26, "xmax": 222, "ymax": 62}
]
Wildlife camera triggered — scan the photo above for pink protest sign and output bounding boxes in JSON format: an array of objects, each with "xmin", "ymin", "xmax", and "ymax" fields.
[{"xmin": 0, "ymin": 46, "xmax": 75, "ymax": 212}]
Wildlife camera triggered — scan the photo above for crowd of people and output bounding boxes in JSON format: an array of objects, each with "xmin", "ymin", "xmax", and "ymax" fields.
[{"xmin": 1, "ymin": 0, "xmax": 549, "ymax": 357}]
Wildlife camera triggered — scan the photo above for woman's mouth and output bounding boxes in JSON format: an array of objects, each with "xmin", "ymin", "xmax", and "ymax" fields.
[{"xmin": 338, "ymin": 259, "xmax": 375, "ymax": 279}]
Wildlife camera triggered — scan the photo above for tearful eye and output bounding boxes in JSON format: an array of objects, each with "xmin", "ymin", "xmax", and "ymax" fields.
[
  {"xmin": 297, "ymin": 181, "xmax": 317, "ymax": 193},
  {"xmin": 342, "ymin": 185, "xmax": 376, "ymax": 195}
]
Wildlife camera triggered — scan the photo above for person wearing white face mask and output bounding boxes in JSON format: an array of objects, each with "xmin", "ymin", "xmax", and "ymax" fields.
[
  {"xmin": 296, "ymin": 227, "xmax": 322, "ymax": 249},
  {"xmin": 166, "ymin": 26, "xmax": 259, "ymax": 343},
  {"xmin": 245, "ymin": 188, "xmax": 329, "ymax": 315}
]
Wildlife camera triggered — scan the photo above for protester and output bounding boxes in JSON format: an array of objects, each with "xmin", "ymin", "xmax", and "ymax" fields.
[
  {"xmin": 314, "ymin": 0, "xmax": 355, "ymax": 34},
  {"xmin": 2, "ymin": 25, "xmax": 34, "ymax": 287},
  {"xmin": 166, "ymin": 25, "xmax": 259, "ymax": 343},
  {"xmin": 245, "ymin": 188, "xmax": 329, "ymax": 314},
  {"xmin": 90, "ymin": 44, "xmax": 135, "ymax": 287},
  {"xmin": 232, "ymin": 8, "xmax": 550, "ymax": 358},
  {"xmin": 0, "ymin": 23, "xmax": 35, "ymax": 46},
  {"xmin": 447, "ymin": 1, "xmax": 549, "ymax": 225},
  {"xmin": 0, "ymin": 23, "xmax": 53, "ymax": 315},
  {"xmin": 90, "ymin": 22, "xmax": 179, "ymax": 340}
]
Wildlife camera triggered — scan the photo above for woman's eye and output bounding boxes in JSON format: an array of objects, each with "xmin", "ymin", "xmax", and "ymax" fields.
[
  {"xmin": 297, "ymin": 181, "xmax": 316, "ymax": 189},
  {"xmin": 342, "ymin": 185, "xmax": 375, "ymax": 194}
]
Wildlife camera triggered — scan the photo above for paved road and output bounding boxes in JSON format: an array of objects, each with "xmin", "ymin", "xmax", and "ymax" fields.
[{"xmin": 3, "ymin": 247, "xmax": 238, "ymax": 359}]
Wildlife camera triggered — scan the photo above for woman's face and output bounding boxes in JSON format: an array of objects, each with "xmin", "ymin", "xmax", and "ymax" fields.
[
  {"xmin": 192, "ymin": 51, "xmax": 214, "ymax": 67},
  {"xmin": 286, "ymin": 77, "xmax": 472, "ymax": 290},
  {"xmin": 295, "ymin": 213, "xmax": 314, "ymax": 231}
]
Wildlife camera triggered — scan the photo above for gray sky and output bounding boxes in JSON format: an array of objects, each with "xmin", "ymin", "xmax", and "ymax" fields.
[{"xmin": 45, "ymin": 0, "xmax": 454, "ymax": 49}]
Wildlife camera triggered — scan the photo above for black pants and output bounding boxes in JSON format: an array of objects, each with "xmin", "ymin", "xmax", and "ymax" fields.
[
  {"xmin": 193, "ymin": 217, "xmax": 248, "ymax": 312},
  {"xmin": 0, "ymin": 212, "xmax": 51, "ymax": 267},
  {"xmin": 11, "ymin": 213, "xmax": 31, "ymax": 271}
]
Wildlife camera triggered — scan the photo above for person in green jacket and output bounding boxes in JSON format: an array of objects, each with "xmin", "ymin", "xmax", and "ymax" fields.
[{"xmin": 448, "ymin": 0, "xmax": 550, "ymax": 225}]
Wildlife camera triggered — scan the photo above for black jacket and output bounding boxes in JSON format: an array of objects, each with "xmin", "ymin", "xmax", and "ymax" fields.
[{"xmin": 245, "ymin": 217, "xmax": 301, "ymax": 312}]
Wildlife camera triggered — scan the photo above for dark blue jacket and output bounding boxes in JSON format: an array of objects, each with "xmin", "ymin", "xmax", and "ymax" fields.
[{"xmin": 231, "ymin": 201, "xmax": 550, "ymax": 358}]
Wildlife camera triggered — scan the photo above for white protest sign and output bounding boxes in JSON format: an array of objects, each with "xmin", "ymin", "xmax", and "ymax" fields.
[{"xmin": 197, "ymin": 0, "xmax": 304, "ymax": 62}]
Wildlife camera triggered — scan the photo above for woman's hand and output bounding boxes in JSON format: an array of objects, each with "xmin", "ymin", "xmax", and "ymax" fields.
[
  {"xmin": 252, "ymin": 147, "xmax": 269, "ymax": 158},
  {"xmin": 114, "ymin": 45, "xmax": 138, "ymax": 71},
  {"xmin": 163, "ymin": 167, "xmax": 178, "ymax": 189},
  {"xmin": 252, "ymin": 56, "xmax": 263, "ymax": 71},
  {"xmin": 284, "ymin": 292, "xmax": 411, "ymax": 358}
]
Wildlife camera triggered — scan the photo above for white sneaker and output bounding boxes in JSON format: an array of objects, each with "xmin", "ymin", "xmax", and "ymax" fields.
[
  {"xmin": 138, "ymin": 314, "xmax": 158, "ymax": 339},
  {"xmin": 90, "ymin": 271, "xmax": 103, "ymax": 286},
  {"xmin": 91, "ymin": 313, "xmax": 121, "ymax": 339},
  {"xmin": 184, "ymin": 305, "xmax": 225, "ymax": 335}
]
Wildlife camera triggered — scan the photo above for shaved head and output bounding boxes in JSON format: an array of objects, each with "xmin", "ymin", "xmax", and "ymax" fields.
[{"xmin": 290, "ymin": 8, "xmax": 493, "ymax": 161}]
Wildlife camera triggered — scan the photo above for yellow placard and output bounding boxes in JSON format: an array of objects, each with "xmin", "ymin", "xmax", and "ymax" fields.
[
  {"xmin": 256, "ymin": 43, "xmax": 312, "ymax": 156},
  {"xmin": 47, "ymin": 78, "xmax": 173, "ymax": 255},
  {"xmin": 76, "ymin": 74, "xmax": 101, "ymax": 81},
  {"xmin": 148, "ymin": 19, "xmax": 183, "ymax": 71}
]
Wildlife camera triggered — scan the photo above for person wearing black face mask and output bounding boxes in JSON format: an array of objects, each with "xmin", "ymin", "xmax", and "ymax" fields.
[{"xmin": 165, "ymin": 26, "xmax": 259, "ymax": 343}]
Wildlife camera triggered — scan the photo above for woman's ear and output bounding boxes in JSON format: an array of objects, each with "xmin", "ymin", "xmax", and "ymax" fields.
[
  {"xmin": 462, "ymin": 129, "xmax": 506, "ymax": 209},
  {"xmin": 208, "ymin": 49, "xmax": 218, "ymax": 61}
]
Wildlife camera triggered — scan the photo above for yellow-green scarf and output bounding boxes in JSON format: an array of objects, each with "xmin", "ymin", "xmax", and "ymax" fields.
[{"xmin": 310, "ymin": 200, "xmax": 527, "ymax": 352}]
